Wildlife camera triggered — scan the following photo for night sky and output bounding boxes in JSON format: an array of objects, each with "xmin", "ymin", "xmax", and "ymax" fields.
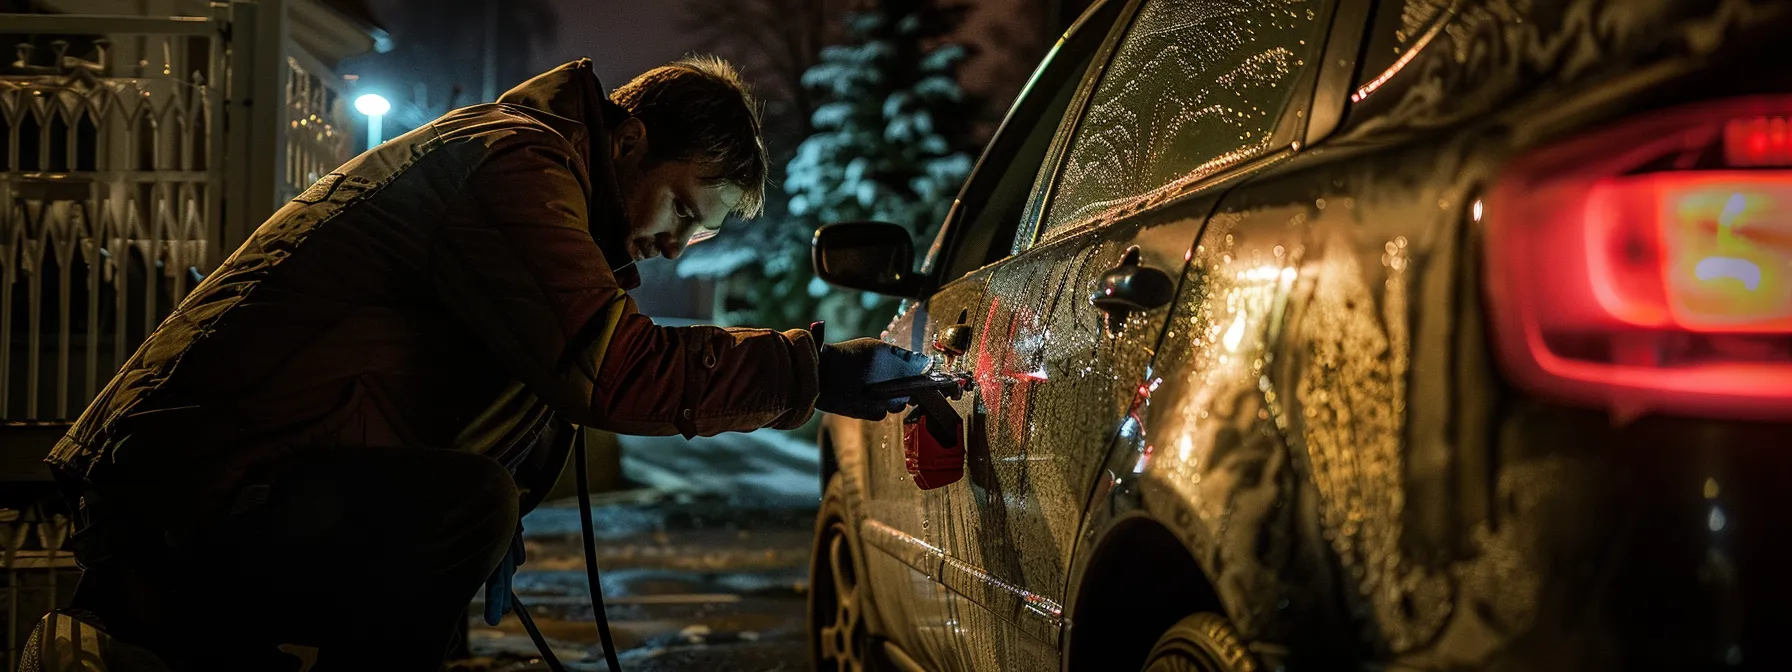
[{"xmin": 534, "ymin": 1, "xmax": 692, "ymax": 93}]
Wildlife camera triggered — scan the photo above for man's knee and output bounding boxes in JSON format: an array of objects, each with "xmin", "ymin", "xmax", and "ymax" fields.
[{"xmin": 422, "ymin": 451, "xmax": 519, "ymax": 538}]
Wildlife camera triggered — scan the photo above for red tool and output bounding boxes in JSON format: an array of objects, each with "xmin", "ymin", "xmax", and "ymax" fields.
[{"xmin": 870, "ymin": 372, "xmax": 974, "ymax": 490}]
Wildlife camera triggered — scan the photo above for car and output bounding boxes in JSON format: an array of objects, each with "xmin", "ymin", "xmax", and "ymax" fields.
[{"xmin": 804, "ymin": 0, "xmax": 1792, "ymax": 670}]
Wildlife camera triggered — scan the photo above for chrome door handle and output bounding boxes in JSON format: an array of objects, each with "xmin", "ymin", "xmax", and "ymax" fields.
[
  {"xmin": 933, "ymin": 323, "xmax": 973, "ymax": 360},
  {"xmin": 1090, "ymin": 246, "xmax": 1174, "ymax": 332}
]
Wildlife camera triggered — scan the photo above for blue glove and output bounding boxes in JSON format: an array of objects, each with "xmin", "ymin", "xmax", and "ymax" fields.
[
  {"xmin": 483, "ymin": 523, "xmax": 526, "ymax": 625},
  {"xmin": 816, "ymin": 337, "xmax": 933, "ymax": 420}
]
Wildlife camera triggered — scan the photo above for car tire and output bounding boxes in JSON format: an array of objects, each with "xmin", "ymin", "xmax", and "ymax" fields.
[
  {"xmin": 810, "ymin": 473, "xmax": 872, "ymax": 672},
  {"xmin": 1140, "ymin": 612, "xmax": 1259, "ymax": 672}
]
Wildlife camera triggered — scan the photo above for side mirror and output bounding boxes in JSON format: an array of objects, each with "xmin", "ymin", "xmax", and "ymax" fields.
[{"xmin": 812, "ymin": 221, "xmax": 925, "ymax": 297}]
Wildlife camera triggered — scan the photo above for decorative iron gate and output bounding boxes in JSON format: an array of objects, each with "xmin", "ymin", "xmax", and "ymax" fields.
[
  {"xmin": 0, "ymin": 14, "xmax": 224, "ymax": 425},
  {"xmin": 0, "ymin": 12, "xmax": 229, "ymax": 666},
  {"xmin": 0, "ymin": 3, "xmax": 356, "ymax": 429}
]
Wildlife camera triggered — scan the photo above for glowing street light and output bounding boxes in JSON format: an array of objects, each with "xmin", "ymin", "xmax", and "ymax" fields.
[{"xmin": 355, "ymin": 93, "xmax": 391, "ymax": 149}]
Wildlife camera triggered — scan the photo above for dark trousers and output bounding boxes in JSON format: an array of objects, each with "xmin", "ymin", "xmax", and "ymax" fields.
[{"xmin": 71, "ymin": 446, "xmax": 519, "ymax": 671}]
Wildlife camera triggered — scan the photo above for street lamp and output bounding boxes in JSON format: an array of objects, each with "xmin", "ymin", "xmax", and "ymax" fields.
[{"xmin": 354, "ymin": 93, "xmax": 391, "ymax": 150}]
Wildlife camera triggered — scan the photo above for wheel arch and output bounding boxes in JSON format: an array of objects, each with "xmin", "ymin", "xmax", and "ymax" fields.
[
  {"xmin": 816, "ymin": 414, "xmax": 875, "ymax": 505},
  {"xmin": 818, "ymin": 426, "xmax": 840, "ymax": 491},
  {"xmin": 813, "ymin": 414, "xmax": 897, "ymax": 660},
  {"xmin": 1064, "ymin": 512, "xmax": 1226, "ymax": 672}
]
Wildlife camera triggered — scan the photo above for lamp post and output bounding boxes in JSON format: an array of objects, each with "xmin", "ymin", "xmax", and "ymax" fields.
[{"xmin": 354, "ymin": 93, "xmax": 391, "ymax": 150}]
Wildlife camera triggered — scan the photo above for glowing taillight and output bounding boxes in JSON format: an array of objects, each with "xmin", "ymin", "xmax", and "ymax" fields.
[
  {"xmin": 1484, "ymin": 97, "xmax": 1792, "ymax": 420},
  {"xmin": 1725, "ymin": 116, "xmax": 1792, "ymax": 167},
  {"xmin": 1586, "ymin": 173, "xmax": 1792, "ymax": 332}
]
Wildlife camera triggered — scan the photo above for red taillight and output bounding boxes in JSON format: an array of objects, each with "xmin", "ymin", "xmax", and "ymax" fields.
[
  {"xmin": 1586, "ymin": 172, "xmax": 1792, "ymax": 332},
  {"xmin": 1485, "ymin": 97, "xmax": 1792, "ymax": 421},
  {"xmin": 1726, "ymin": 116, "xmax": 1792, "ymax": 167}
]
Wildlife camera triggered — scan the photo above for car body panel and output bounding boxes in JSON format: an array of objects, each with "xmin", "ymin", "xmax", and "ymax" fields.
[
  {"xmin": 1072, "ymin": 0, "xmax": 1792, "ymax": 670},
  {"xmin": 934, "ymin": 0, "xmax": 1343, "ymax": 640},
  {"xmin": 824, "ymin": 0, "xmax": 1792, "ymax": 670},
  {"xmin": 858, "ymin": 271, "xmax": 1033, "ymax": 672},
  {"xmin": 1102, "ymin": 135, "xmax": 1499, "ymax": 661},
  {"xmin": 933, "ymin": 187, "xmax": 1229, "ymax": 663},
  {"xmin": 840, "ymin": 2, "xmax": 1140, "ymax": 668}
]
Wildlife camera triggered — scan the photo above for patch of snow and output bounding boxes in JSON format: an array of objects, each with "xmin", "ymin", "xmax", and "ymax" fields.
[{"xmin": 679, "ymin": 624, "xmax": 711, "ymax": 645}]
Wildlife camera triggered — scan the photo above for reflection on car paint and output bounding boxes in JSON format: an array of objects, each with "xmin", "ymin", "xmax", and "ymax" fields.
[
  {"xmin": 1292, "ymin": 225, "xmax": 1455, "ymax": 650},
  {"xmin": 1124, "ymin": 206, "xmax": 1320, "ymax": 647},
  {"xmin": 1353, "ymin": 0, "xmax": 1457, "ymax": 103}
]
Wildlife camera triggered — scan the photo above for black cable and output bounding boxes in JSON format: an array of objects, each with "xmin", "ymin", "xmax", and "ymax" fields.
[
  {"xmin": 575, "ymin": 429, "xmax": 625, "ymax": 672},
  {"xmin": 510, "ymin": 594, "xmax": 567, "ymax": 672},
  {"xmin": 510, "ymin": 428, "xmax": 622, "ymax": 671}
]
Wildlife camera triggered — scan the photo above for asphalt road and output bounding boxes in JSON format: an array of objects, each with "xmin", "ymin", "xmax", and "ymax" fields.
[{"xmin": 452, "ymin": 429, "xmax": 823, "ymax": 672}]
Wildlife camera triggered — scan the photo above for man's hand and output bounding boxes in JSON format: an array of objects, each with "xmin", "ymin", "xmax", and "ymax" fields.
[{"xmin": 816, "ymin": 338, "xmax": 932, "ymax": 420}]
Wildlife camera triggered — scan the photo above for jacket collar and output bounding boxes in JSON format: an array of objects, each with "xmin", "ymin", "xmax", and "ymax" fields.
[{"xmin": 497, "ymin": 60, "xmax": 640, "ymax": 288}]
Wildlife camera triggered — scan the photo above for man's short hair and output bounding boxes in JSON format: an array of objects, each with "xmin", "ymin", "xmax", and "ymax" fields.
[{"xmin": 611, "ymin": 55, "xmax": 768, "ymax": 219}]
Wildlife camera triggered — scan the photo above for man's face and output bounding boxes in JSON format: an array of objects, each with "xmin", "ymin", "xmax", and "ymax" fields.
[{"xmin": 611, "ymin": 118, "xmax": 743, "ymax": 262}]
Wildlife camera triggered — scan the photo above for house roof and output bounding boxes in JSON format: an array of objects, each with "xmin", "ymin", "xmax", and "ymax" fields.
[
  {"xmin": 319, "ymin": 0, "xmax": 386, "ymax": 34},
  {"xmin": 293, "ymin": 0, "xmax": 393, "ymax": 66}
]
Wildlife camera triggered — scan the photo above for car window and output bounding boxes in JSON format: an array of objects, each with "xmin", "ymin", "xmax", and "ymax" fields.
[
  {"xmin": 929, "ymin": 0, "xmax": 1125, "ymax": 284},
  {"xmin": 1038, "ymin": 0, "xmax": 1331, "ymax": 239}
]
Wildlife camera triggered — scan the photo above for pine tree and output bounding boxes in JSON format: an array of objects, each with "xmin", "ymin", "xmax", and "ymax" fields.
[
  {"xmin": 684, "ymin": 0, "xmax": 976, "ymax": 338},
  {"xmin": 786, "ymin": 0, "xmax": 976, "ymax": 336}
]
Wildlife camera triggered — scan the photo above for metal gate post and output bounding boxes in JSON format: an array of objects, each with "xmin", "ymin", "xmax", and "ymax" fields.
[
  {"xmin": 247, "ymin": 0, "xmax": 286, "ymax": 240},
  {"xmin": 224, "ymin": 0, "xmax": 287, "ymax": 251},
  {"xmin": 224, "ymin": 0, "xmax": 257, "ymax": 250},
  {"xmin": 207, "ymin": 1, "xmax": 231, "ymax": 267}
]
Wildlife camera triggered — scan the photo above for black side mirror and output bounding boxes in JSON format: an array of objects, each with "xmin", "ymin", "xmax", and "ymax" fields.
[{"xmin": 812, "ymin": 221, "xmax": 925, "ymax": 297}]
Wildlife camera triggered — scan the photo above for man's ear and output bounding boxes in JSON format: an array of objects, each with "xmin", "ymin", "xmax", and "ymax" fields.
[{"xmin": 611, "ymin": 117, "xmax": 648, "ymax": 163}]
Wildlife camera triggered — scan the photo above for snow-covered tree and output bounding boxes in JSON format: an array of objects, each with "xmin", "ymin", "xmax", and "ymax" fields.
[
  {"xmin": 785, "ymin": 0, "xmax": 975, "ymax": 336},
  {"xmin": 673, "ymin": 0, "xmax": 836, "ymax": 329},
  {"xmin": 683, "ymin": 0, "xmax": 977, "ymax": 338},
  {"xmin": 788, "ymin": 3, "xmax": 975, "ymax": 232}
]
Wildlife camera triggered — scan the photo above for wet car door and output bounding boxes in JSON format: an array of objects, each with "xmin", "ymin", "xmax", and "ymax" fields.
[
  {"xmin": 939, "ymin": 0, "xmax": 1339, "ymax": 665},
  {"xmin": 854, "ymin": 4, "xmax": 1127, "ymax": 671}
]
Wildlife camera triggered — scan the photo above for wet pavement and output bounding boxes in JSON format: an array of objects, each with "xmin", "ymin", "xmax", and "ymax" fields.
[{"xmin": 452, "ymin": 430, "xmax": 822, "ymax": 672}]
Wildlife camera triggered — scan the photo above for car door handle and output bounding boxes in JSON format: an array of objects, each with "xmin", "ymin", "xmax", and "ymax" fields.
[
  {"xmin": 932, "ymin": 323, "xmax": 973, "ymax": 360},
  {"xmin": 1090, "ymin": 246, "xmax": 1175, "ymax": 331}
]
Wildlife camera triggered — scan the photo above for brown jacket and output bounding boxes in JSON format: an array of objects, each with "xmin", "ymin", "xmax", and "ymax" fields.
[{"xmin": 47, "ymin": 60, "xmax": 818, "ymax": 525}]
